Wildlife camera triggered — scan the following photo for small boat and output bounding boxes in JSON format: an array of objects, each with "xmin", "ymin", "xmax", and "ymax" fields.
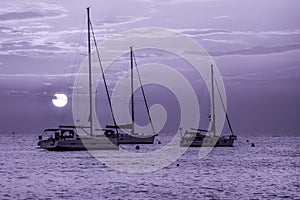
[
  {"xmin": 180, "ymin": 129, "xmax": 236, "ymax": 147},
  {"xmin": 180, "ymin": 65, "xmax": 237, "ymax": 147},
  {"xmin": 38, "ymin": 127, "xmax": 118, "ymax": 151}
]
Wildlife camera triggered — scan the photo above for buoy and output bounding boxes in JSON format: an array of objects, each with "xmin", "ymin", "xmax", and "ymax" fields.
[
  {"xmin": 246, "ymin": 140, "xmax": 249, "ymax": 142},
  {"xmin": 158, "ymin": 141, "xmax": 161, "ymax": 144},
  {"xmin": 135, "ymin": 145, "xmax": 140, "ymax": 150},
  {"xmin": 176, "ymin": 164, "xmax": 180, "ymax": 167},
  {"xmin": 251, "ymin": 143, "xmax": 255, "ymax": 147}
]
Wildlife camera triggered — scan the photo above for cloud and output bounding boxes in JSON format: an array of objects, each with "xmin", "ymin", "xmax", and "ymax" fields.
[
  {"xmin": 94, "ymin": 16, "xmax": 150, "ymax": 28},
  {"xmin": 184, "ymin": 29, "xmax": 232, "ymax": 36},
  {"xmin": 177, "ymin": 28, "xmax": 300, "ymax": 56},
  {"xmin": 0, "ymin": 3, "xmax": 68, "ymax": 23},
  {"xmin": 0, "ymin": 5, "xmax": 152, "ymax": 58},
  {"xmin": 0, "ymin": 47, "xmax": 75, "ymax": 57},
  {"xmin": 202, "ymin": 38, "xmax": 241, "ymax": 44},
  {"xmin": 2, "ymin": 90, "xmax": 29, "ymax": 96},
  {"xmin": 213, "ymin": 16, "xmax": 230, "ymax": 19},
  {"xmin": 0, "ymin": 73, "xmax": 77, "ymax": 79},
  {"xmin": 179, "ymin": 28, "xmax": 300, "ymax": 37},
  {"xmin": 210, "ymin": 43, "xmax": 300, "ymax": 57},
  {"xmin": 140, "ymin": 0, "xmax": 221, "ymax": 4},
  {"xmin": 0, "ymin": 27, "xmax": 86, "ymax": 57},
  {"xmin": 0, "ymin": 3, "xmax": 77, "ymax": 57},
  {"xmin": 184, "ymin": 43, "xmax": 300, "ymax": 57},
  {"xmin": 0, "ymin": 11, "xmax": 47, "ymax": 21}
]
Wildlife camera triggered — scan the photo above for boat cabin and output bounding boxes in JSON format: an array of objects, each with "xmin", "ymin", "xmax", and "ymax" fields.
[
  {"xmin": 182, "ymin": 130, "xmax": 206, "ymax": 139},
  {"xmin": 43, "ymin": 128, "xmax": 76, "ymax": 140}
]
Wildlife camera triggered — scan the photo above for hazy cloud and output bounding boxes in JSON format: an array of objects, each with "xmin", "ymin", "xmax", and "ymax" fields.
[
  {"xmin": 2, "ymin": 89, "xmax": 29, "ymax": 96},
  {"xmin": 210, "ymin": 43, "xmax": 300, "ymax": 57},
  {"xmin": 203, "ymin": 38, "xmax": 241, "ymax": 44},
  {"xmin": 0, "ymin": 73, "xmax": 77, "ymax": 78},
  {"xmin": 213, "ymin": 16, "xmax": 230, "ymax": 19},
  {"xmin": 0, "ymin": 3, "xmax": 76, "ymax": 57},
  {"xmin": 179, "ymin": 28, "xmax": 300, "ymax": 37},
  {"xmin": 0, "ymin": 3, "xmax": 68, "ymax": 23},
  {"xmin": 140, "ymin": 0, "xmax": 221, "ymax": 4},
  {"xmin": 94, "ymin": 16, "xmax": 150, "ymax": 28}
]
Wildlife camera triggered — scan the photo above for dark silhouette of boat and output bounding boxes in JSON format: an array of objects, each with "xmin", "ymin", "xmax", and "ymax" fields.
[{"xmin": 180, "ymin": 65, "xmax": 237, "ymax": 147}]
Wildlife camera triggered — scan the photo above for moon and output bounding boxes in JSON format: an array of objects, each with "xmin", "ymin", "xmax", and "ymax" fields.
[{"xmin": 52, "ymin": 93, "xmax": 68, "ymax": 107}]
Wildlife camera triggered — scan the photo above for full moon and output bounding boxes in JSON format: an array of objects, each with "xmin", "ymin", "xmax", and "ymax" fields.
[{"xmin": 52, "ymin": 93, "xmax": 68, "ymax": 107}]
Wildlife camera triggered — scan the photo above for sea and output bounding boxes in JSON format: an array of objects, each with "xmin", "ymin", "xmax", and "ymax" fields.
[{"xmin": 0, "ymin": 134, "xmax": 299, "ymax": 200}]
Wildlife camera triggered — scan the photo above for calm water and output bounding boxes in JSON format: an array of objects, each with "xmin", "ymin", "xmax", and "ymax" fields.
[{"xmin": 0, "ymin": 134, "xmax": 299, "ymax": 199}]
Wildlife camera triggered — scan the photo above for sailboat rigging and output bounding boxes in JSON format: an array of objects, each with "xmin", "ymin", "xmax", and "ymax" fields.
[
  {"xmin": 132, "ymin": 48, "xmax": 156, "ymax": 136},
  {"xmin": 37, "ymin": 7, "xmax": 119, "ymax": 150},
  {"xmin": 38, "ymin": 7, "xmax": 156, "ymax": 149},
  {"xmin": 104, "ymin": 47, "xmax": 157, "ymax": 144},
  {"xmin": 89, "ymin": 26, "xmax": 156, "ymax": 143}
]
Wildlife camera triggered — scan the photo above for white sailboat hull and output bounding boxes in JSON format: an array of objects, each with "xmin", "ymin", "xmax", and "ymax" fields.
[{"xmin": 38, "ymin": 137, "xmax": 119, "ymax": 151}]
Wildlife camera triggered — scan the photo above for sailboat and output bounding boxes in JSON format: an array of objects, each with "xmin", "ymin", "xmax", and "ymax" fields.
[
  {"xmin": 180, "ymin": 65, "xmax": 237, "ymax": 147},
  {"xmin": 104, "ymin": 47, "xmax": 157, "ymax": 144},
  {"xmin": 37, "ymin": 7, "xmax": 119, "ymax": 151}
]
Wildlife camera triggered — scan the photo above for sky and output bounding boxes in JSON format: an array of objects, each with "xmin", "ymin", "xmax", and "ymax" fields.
[{"xmin": 0, "ymin": 0, "xmax": 299, "ymax": 136}]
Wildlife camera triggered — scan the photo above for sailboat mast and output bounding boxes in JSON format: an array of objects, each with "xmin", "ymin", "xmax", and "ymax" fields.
[
  {"xmin": 87, "ymin": 7, "xmax": 93, "ymax": 136},
  {"xmin": 130, "ymin": 47, "xmax": 134, "ymax": 134},
  {"xmin": 211, "ymin": 64, "xmax": 216, "ymax": 136}
]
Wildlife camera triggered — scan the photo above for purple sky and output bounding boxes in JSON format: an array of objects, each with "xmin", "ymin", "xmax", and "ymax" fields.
[{"xmin": 0, "ymin": 0, "xmax": 299, "ymax": 136}]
